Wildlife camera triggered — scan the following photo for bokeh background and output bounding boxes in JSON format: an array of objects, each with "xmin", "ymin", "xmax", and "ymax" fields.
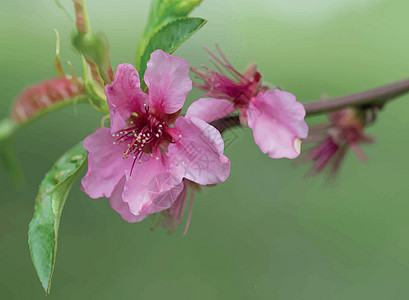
[{"xmin": 1, "ymin": 0, "xmax": 409, "ymax": 299}]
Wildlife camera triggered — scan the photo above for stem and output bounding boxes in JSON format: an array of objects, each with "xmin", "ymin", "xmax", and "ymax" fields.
[
  {"xmin": 73, "ymin": 0, "xmax": 91, "ymax": 33},
  {"xmin": 211, "ymin": 78, "xmax": 409, "ymax": 132},
  {"xmin": 82, "ymin": 0, "xmax": 92, "ymax": 33},
  {"xmin": 304, "ymin": 78, "xmax": 409, "ymax": 115}
]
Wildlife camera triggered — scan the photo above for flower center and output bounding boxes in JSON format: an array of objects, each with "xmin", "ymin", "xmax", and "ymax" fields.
[{"xmin": 112, "ymin": 109, "xmax": 172, "ymax": 163}]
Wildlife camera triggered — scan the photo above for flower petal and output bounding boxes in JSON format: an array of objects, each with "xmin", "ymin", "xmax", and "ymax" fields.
[
  {"xmin": 144, "ymin": 50, "xmax": 192, "ymax": 114},
  {"xmin": 186, "ymin": 98, "xmax": 235, "ymax": 123},
  {"xmin": 122, "ymin": 155, "xmax": 184, "ymax": 218},
  {"xmin": 81, "ymin": 127, "xmax": 132, "ymax": 199},
  {"xmin": 168, "ymin": 116, "xmax": 231, "ymax": 185},
  {"xmin": 108, "ymin": 177, "xmax": 148, "ymax": 222},
  {"xmin": 105, "ymin": 64, "xmax": 148, "ymax": 132},
  {"xmin": 247, "ymin": 90, "xmax": 308, "ymax": 159}
]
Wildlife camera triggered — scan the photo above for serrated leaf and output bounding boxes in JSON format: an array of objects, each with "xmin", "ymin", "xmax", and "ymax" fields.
[
  {"xmin": 28, "ymin": 142, "xmax": 87, "ymax": 295},
  {"xmin": 138, "ymin": 17, "xmax": 207, "ymax": 80},
  {"xmin": 136, "ymin": 0, "xmax": 203, "ymax": 67}
]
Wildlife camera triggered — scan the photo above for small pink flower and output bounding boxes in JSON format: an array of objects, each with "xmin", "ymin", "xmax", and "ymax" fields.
[
  {"xmin": 189, "ymin": 45, "xmax": 308, "ymax": 159},
  {"xmin": 192, "ymin": 46, "xmax": 264, "ymax": 107},
  {"xmin": 302, "ymin": 108, "xmax": 375, "ymax": 176},
  {"xmin": 81, "ymin": 50, "xmax": 230, "ymax": 225}
]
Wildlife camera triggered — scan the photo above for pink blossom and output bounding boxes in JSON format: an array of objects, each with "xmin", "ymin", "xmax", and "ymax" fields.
[
  {"xmin": 81, "ymin": 50, "xmax": 230, "ymax": 226},
  {"xmin": 302, "ymin": 108, "xmax": 375, "ymax": 176},
  {"xmin": 189, "ymin": 45, "xmax": 308, "ymax": 159}
]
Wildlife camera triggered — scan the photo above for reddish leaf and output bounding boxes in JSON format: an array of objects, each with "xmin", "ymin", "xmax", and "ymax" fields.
[{"xmin": 11, "ymin": 78, "xmax": 85, "ymax": 124}]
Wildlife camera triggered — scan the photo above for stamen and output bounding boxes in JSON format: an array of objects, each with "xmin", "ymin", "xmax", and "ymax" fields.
[
  {"xmin": 183, "ymin": 188, "xmax": 195, "ymax": 236},
  {"xmin": 129, "ymin": 157, "xmax": 137, "ymax": 178},
  {"xmin": 209, "ymin": 57, "xmax": 227, "ymax": 76},
  {"xmin": 177, "ymin": 188, "xmax": 188, "ymax": 224},
  {"xmin": 204, "ymin": 46, "xmax": 242, "ymax": 80},
  {"xmin": 112, "ymin": 111, "xmax": 179, "ymax": 177},
  {"xmin": 216, "ymin": 43, "xmax": 233, "ymax": 68},
  {"xmin": 150, "ymin": 214, "xmax": 163, "ymax": 231},
  {"xmin": 204, "ymin": 46, "xmax": 228, "ymax": 70}
]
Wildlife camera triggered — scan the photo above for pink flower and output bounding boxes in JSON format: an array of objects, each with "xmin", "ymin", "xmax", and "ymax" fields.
[
  {"xmin": 81, "ymin": 50, "xmax": 230, "ymax": 226},
  {"xmin": 302, "ymin": 108, "xmax": 375, "ymax": 176},
  {"xmin": 192, "ymin": 46, "xmax": 264, "ymax": 107},
  {"xmin": 189, "ymin": 45, "xmax": 308, "ymax": 159}
]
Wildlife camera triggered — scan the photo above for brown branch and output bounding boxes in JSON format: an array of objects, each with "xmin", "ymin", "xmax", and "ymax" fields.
[
  {"xmin": 304, "ymin": 78, "xmax": 409, "ymax": 115},
  {"xmin": 211, "ymin": 78, "xmax": 409, "ymax": 133}
]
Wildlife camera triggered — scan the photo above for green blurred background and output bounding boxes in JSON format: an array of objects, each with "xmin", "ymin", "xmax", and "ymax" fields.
[{"xmin": 1, "ymin": 0, "xmax": 409, "ymax": 299}]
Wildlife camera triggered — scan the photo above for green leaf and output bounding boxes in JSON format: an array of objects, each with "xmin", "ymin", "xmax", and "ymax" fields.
[
  {"xmin": 138, "ymin": 17, "xmax": 207, "ymax": 80},
  {"xmin": 28, "ymin": 142, "xmax": 87, "ymax": 295},
  {"xmin": 136, "ymin": 0, "xmax": 203, "ymax": 67}
]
